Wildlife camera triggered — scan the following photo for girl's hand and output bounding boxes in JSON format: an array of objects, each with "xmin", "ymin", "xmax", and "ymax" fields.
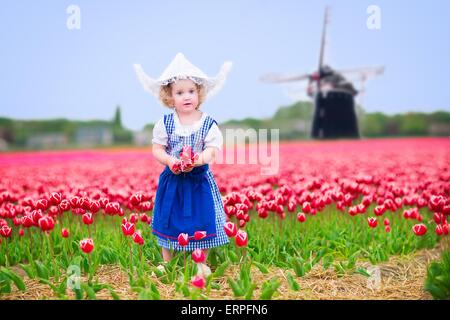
[
  {"xmin": 182, "ymin": 165, "xmax": 194, "ymax": 173},
  {"xmin": 167, "ymin": 157, "xmax": 181, "ymax": 175}
]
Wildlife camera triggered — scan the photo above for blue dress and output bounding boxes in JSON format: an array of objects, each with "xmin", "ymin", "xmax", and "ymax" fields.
[{"xmin": 151, "ymin": 112, "xmax": 229, "ymax": 251}]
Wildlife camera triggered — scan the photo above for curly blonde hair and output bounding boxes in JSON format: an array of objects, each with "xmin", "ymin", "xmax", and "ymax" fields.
[{"xmin": 159, "ymin": 82, "xmax": 206, "ymax": 109}]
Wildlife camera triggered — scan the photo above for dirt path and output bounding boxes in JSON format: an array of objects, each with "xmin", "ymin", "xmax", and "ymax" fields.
[{"xmin": 1, "ymin": 246, "xmax": 445, "ymax": 300}]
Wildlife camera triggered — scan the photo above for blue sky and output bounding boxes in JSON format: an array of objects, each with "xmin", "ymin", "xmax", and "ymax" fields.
[{"xmin": 1, "ymin": 0, "xmax": 449, "ymax": 131}]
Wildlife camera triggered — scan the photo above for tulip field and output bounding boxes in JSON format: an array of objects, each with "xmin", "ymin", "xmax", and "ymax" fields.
[{"xmin": 0, "ymin": 137, "xmax": 449, "ymax": 300}]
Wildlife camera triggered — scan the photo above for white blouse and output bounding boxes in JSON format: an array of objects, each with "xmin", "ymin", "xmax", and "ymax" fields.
[{"xmin": 152, "ymin": 112, "xmax": 224, "ymax": 150}]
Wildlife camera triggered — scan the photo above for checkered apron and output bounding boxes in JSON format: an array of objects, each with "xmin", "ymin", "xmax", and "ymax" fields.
[{"xmin": 151, "ymin": 112, "xmax": 229, "ymax": 251}]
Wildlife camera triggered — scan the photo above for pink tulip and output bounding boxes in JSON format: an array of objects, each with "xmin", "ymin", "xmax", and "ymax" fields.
[
  {"xmin": 224, "ymin": 222, "xmax": 237, "ymax": 237},
  {"xmin": 192, "ymin": 249, "xmax": 206, "ymax": 263},
  {"xmin": 191, "ymin": 275, "xmax": 206, "ymax": 289},
  {"xmin": 178, "ymin": 233, "xmax": 189, "ymax": 247},
  {"xmin": 235, "ymin": 230, "xmax": 248, "ymax": 247},
  {"xmin": 194, "ymin": 231, "xmax": 206, "ymax": 240}
]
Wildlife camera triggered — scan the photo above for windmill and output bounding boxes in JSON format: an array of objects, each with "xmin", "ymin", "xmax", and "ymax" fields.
[{"xmin": 261, "ymin": 7, "xmax": 384, "ymax": 139}]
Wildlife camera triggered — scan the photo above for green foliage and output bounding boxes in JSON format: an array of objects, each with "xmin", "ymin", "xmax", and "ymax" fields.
[{"xmin": 425, "ymin": 250, "xmax": 450, "ymax": 300}]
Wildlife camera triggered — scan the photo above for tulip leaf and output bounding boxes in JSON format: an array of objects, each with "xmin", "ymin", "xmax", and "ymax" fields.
[
  {"xmin": 109, "ymin": 288, "xmax": 121, "ymax": 300},
  {"xmin": 259, "ymin": 278, "xmax": 280, "ymax": 300},
  {"xmin": 286, "ymin": 272, "xmax": 300, "ymax": 291},
  {"xmin": 35, "ymin": 261, "xmax": 49, "ymax": 280},
  {"xmin": 228, "ymin": 251, "xmax": 239, "ymax": 263},
  {"xmin": 253, "ymin": 261, "xmax": 269, "ymax": 274},
  {"xmin": 355, "ymin": 267, "xmax": 371, "ymax": 277},
  {"xmin": 245, "ymin": 283, "xmax": 257, "ymax": 300},
  {"xmin": 20, "ymin": 263, "xmax": 35, "ymax": 279},
  {"xmin": 0, "ymin": 267, "xmax": 26, "ymax": 291},
  {"xmin": 212, "ymin": 261, "xmax": 230, "ymax": 278},
  {"xmin": 227, "ymin": 277, "xmax": 244, "ymax": 297},
  {"xmin": 81, "ymin": 283, "xmax": 97, "ymax": 300},
  {"xmin": 0, "ymin": 274, "xmax": 12, "ymax": 294}
]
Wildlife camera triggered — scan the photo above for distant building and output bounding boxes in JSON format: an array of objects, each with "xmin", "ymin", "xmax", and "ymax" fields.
[
  {"xmin": 26, "ymin": 133, "xmax": 69, "ymax": 149},
  {"xmin": 75, "ymin": 126, "xmax": 113, "ymax": 146},
  {"xmin": 429, "ymin": 123, "xmax": 450, "ymax": 136},
  {"xmin": 133, "ymin": 130, "xmax": 152, "ymax": 146},
  {"xmin": 0, "ymin": 139, "xmax": 8, "ymax": 151}
]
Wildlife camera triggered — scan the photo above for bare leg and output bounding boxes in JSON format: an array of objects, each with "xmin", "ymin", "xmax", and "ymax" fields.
[{"xmin": 162, "ymin": 248, "xmax": 172, "ymax": 262}]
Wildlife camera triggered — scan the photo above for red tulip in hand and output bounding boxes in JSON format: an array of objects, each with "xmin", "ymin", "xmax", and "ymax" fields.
[{"xmin": 176, "ymin": 146, "xmax": 200, "ymax": 172}]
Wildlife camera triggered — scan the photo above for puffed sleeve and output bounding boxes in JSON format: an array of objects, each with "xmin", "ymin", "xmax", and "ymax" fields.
[
  {"xmin": 204, "ymin": 123, "xmax": 223, "ymax": 151},
  {"xmin": 151, "ymin": 118, "xmax": 168, "ymax": 146}
]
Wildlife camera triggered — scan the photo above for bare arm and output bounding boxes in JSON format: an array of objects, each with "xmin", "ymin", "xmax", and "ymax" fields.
[{"xmin": 152, "ymin": 144, "xmax": 170, "ymax": 166}]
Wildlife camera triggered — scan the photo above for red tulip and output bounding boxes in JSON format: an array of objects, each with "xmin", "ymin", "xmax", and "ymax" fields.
[
  {"xmin": 89, "ymin": 201, "xmax": 100, "ymax": 214},
  {"xmin": 287, "ymin": 202, "xmax": 296, "ymax": 212},
  {"xmin": 257, "ymin": 208, "xmax": 268, "ymax": 219},
  {"xmin": 412, "ymin": 223, "xmax": 427, "ymax": 236},
  {"xmin": 22, "ymin": 215, "xmax": 34, "ymax": 228},
  {"xmin": 192, "ymin": 249, "xmax": 206, "ymax": 263},
  {"xmin": 38, "ymin": 216, "xmax": 55, "ymax": 232},
  {"xmin": 367, "ymin": 217, "xmax": 377, "ymax": 228},
  {"xmin": 69, "ymin": 196, "xmax": 81, "ymax": 209},
  {"xmin": 130, "ymin": 193, "xmax": 143, "ymax": 206},
  {"xmin": 224, "ymin": 222, "xmax": 237, "ymax": 237},
  {"xmin": 194, "ymin": 231, "xmax": 206, "ymax": 240},
  {"xmin": 140, "ymin": 213, "xmax": 149, "ymax": 223},
  {"xmin": 59, "ymin": 199, "xmax": 71, "ymax": 212},
  {"xmin": 297, "ymin": 212, "xmax": 306, "ymax": 223},
  {"xmin": 191, "ymin": 275, "xmax": 206, "ymax": 289},
  {"xmin": 374, "ymin": 205, "xmax": 386, "ymax": 216},
  {"xmin": 82, "ymin": 212, "xmax": 93, "ymax": 225},
  {"xmin": 0, "ymin": 226, "xmax": 12, "ymax": 238},
  {"xmin": 302, "ymin": 202, "xmax": 311, "ymax": 214},
  {"xmin": 121, "ymin": 222, "xmax": 135, "ymax": 236},
  {"xmin": 61, "ymin": 228, "xmax": 69, "ymax": 238},
  {"xmin": 19, "ymin": 229, "xmax": 24, "ymax": 237},
  {"xmin": 433, "ymin": 212, "xmax": 446, "ymax": 225},
  {"xmin": 178, "ymin": 233, "xmax": 189, "ymax": 246},
  {"xmin": 133, "ymin": 232, "xmax": 144, "ymax": 245},
  {"xmin": 80, "ymin": 238, "xmax": 94, "ymax": 253},
  {"xmin": 36, "ymin": 199, "xmax": 49, "ymax": 211},
  {"xmin": 49, "ymin": 192, "xmax": 62, "ymax": 205},
  {"xmin": 235, "ymin": 230, "xmax": 248, "ymax": 247},
  {"xmin": 384, "ymin": 218, "xmax": 390, "ymax": 226},
  {"xmin": 385, "ymin": 225, "xmax": 391, "ymax": 233},
  {"xmin": 130, "ymin": 213, "xmax": 139, "ymax": 224},
  {"xmin": 31, "ymin": 209, "xmax": 44, "ymax": 224}
]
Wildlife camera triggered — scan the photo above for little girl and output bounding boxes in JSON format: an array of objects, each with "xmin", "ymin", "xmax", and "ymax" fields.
[{"xmin": 133, "ymin": 53, "xmax": 232, "ymax": 272}]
